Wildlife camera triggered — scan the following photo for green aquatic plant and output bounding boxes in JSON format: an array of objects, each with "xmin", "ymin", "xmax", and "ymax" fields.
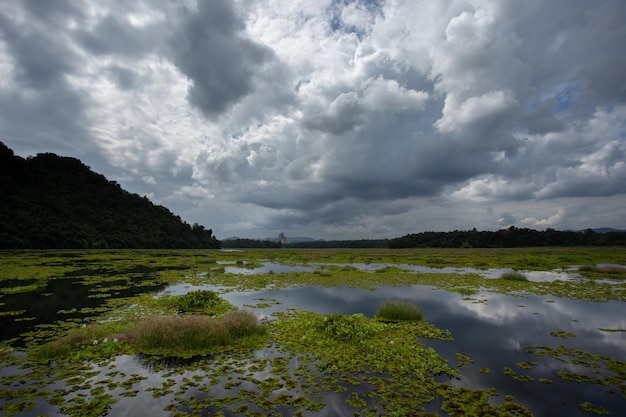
[
  {"xmin": 501, "ymin": 271, "xmax": 528, "ymax": 281},
  {"xmin": 447, "ymin": 286, "xmax": 479, "ymax": 296},
  {"xmin": 578, "ymin": 264, "xmax": 626, "ymax": 279},
  {"xmin": 174, "ymin": 289, "xmax": 223, "ymax": 312},
  {"xmin": 152, "ymin": 289, "xmax": 236, "ymax": 316},
  {"xmin": 375, "ymin": 300, "xmax": 424, "ymax": 322},
  {"xmin": 320, "ymin": 313, "xmax": 383, "ymax": 342},
  {"xmin": 579, "ymin": 401, "xmax": 609, "ymax": 415},
  {"xmin": 550, "ymin": 330, "xmax": 576, "ymax": 338},
  {"xmin": 0, "ymin": 280, "xmax": 46, "ymax": 295}
]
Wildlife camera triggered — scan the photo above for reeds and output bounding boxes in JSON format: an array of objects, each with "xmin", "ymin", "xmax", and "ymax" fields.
[
  {"xmin": 501, "ymin": 271, "xmax": 528, "ymax": 281},
  {"xmin": 375, "ymin": 300, "xmax": 423, "ymax": 322},
  {"xmin": 131, "ymin": 310, "xmax": 264, "ymax": 351}
]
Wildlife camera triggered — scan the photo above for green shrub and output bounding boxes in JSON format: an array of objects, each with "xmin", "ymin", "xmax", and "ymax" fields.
[
  {"xmin": 501, "ymin": 272, "xmax": 528, "ymax": 281},
  {"xmin": 176, "ymin": 289, "xmax": 221, "ymax": 311},
  {"xmin": 375, "ymin": 300, "xmax": 423, "ymax": 322},
  {"xmin": 160, "ymin": 289, "xmax": 234, "ymax": 315}
]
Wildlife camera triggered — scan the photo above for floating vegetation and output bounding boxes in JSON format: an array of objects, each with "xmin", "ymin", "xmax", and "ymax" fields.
[
  {"xmin": 243, "ymin": 297, "xmax": 282, "ymax": 309},
  {"xmin": 579, "ymin": 401, "xmax": 610, "ymax": 415},
  {"xmin": 525, "ymin": 344, "xmax": 626, "ymax": 402},
  {"xmin": 598, "ymin": 328, "xmax": 626, "ymax": 333},
  {"xmin": 502, "ymin": 366, "xmax": 534, "ymax": 382},
  {"xmin": 0, "ymin": 281, "xmax": 45, "ymax": 294},
  {"xmin": 456, "ymin": 353, "xmax": 475, "ymax": 368},
  {"xmin": 447, "ymin": 286, "xmax": 479, "ymax": 296},
  {"xmin": 579, "ymin": 264, "xmax": 626, "ymax": 280},
  {"xmin": 550, "ymin": 330, "xmax": 576, "ymax": 338}
]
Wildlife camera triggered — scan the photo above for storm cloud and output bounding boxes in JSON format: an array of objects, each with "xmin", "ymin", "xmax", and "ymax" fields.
[{"xmin": 1, "ymin": 0, "xmax": 624, "ymax": 239}]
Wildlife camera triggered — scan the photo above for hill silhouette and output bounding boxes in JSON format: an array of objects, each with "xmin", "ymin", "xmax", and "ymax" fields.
[{"xmin": 0, "ymin": 142, "xmax": 220, "ymax": 249}]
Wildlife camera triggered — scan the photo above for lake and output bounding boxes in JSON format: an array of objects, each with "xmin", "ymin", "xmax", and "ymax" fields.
[{"xmin": 1, "ymin": 250, "xmax": 625, "ymax": 416}]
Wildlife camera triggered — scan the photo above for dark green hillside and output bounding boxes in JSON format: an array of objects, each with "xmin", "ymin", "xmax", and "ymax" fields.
[{"xmin": 0, "ymin": 142, "xmax": 220, "ymax": 249}]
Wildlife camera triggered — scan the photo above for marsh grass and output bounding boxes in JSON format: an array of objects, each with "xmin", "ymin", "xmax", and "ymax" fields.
[
  {"xmin": 501, "ymin": 271, "xmax": 528, "ymax": 281},
  {"xmin": 375, "ymin": 300, "xmax": 423, "ymax": 321},
  {"xmin": 131, "ymin": 310, "xmax": 264, "ymax": 351},
  {"xmin": 34, "ymin": 309, "xmax": 265, "ymax": 360},
  {"xmin": 579, "ymin": 264, "xmax": 626, "ymax": 279}
]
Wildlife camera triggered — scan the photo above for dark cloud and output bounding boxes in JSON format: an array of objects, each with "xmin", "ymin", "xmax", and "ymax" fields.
[
  {"xmin": 0, "ymin": 2, "xmax": 92, "ymax": 156},
  {"xmin": 171, "ymin": 0, "xmax": 276, "ymax": 118},
  {"xmin": 0, "ymin": 9, "xmax": 78, "ymax": 89},
  {"xmin": 521, "ymin": 99, "xmax": 565, "ymax": 134},
  {"xmin": 76, "ymin": 14, "xmax": 160, "ymax": 56}
]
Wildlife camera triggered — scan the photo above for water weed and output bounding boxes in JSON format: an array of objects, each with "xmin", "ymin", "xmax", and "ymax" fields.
[
  {"xmin": 501, "ymin": 271, "xmax": 528, "ymax": 281},
  {"xmin": 375, "ymin": 299, "xmax": 424, "ymax": 321}
]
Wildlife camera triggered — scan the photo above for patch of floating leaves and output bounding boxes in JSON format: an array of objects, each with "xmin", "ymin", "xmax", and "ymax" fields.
[{"xmin": 526, "ymin": 344, "xmax": 626, "ymax": 409}]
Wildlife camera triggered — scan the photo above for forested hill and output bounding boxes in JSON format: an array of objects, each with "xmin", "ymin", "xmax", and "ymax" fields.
[
  {"xmin": 0, "ymin": 142, "xmax": 220, "ymax": 249},
  {"xmin": 388, "ymin": 227, "xmax": 626, "ymax": 248}
]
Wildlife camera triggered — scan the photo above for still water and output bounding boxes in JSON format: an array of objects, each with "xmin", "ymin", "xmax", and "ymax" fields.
[{"xmin": 1, "ymin": 264, "xmax": 625, "ymax": 416}]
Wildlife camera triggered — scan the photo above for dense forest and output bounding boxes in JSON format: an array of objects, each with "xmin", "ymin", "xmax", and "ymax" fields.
[
  {"xmin": 0, "ymin": 142, "xmax": 220, "ymax": 249},
  {"xmin": 388, "ymin": 227, "xmax": 626, "ymax": 248},
  {"xmin": 224, "ymin": 228, "xmax": 626, "ymax": 249},
  {"xmin": 221, "ymin": 238, "xmax": 389, "ymax": 249}
]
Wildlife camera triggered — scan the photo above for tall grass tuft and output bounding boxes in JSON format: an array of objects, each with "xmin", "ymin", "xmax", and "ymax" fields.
[
  {"xmin": 501, "ymin": 271, "xmax": 528, "ymax": 281},
  {"xmin": 375, "ymin": 300, "xmax": 423, "ymax": 322},
  {"xmin": 131, "ymin": 310, "xmax": 264, "ymax": 351}
]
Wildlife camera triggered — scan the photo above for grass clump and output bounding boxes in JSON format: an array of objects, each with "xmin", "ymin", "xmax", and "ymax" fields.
[
  {"xmin": 375, "ymin": 300, "xmax": 423, "ymax": 322},
  {"xmin": 578, "ymin": 264, "xmax": 626, "ymax": 279},
  {"xmin": 501, "ymin": 271, "xmax": 528, "ymax": 281},
  {"xmin": 34, "ymin": 309, "xmax": 265, "ymax": 360},
  {"xmin": 131, "ymin": 309, "xmax": 265, "ymax": 353}
]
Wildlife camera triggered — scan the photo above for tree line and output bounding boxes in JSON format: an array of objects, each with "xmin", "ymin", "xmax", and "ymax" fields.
[
  {"xmin": 0, "ymin": 142, "xmax": 220, "ymax": 249},
  {"xmin": 388, "ymin": 227, "xmax": 626, "ymax": 248},
  {"xmin": 221, "ymin": 239, "xmax": 389, "ymax": 249}
]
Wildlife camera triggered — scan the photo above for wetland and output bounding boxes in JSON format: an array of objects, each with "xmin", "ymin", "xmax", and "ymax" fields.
[{"xmin": 1, "ymin": 247, "xmax": 625, "ymax": 416}]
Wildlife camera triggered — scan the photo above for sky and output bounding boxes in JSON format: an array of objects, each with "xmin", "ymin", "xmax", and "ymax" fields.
[{"xmin": 1, "ymin": 0, "xmax": 625, "ymax": 240}]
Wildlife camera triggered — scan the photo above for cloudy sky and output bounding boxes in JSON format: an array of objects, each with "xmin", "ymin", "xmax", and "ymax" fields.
[{"xmin": 1, "ymin": 0, "xmax": 625, "ymax": 240}]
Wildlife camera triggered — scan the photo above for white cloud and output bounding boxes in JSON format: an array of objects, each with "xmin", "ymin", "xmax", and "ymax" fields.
[
  {"xmin": 1, "ymin": 0, "xmax": 625, "ymax": 239},
  {"xmin": 521, "ymin": 209, "xmax": 566, "ymax": 228}
]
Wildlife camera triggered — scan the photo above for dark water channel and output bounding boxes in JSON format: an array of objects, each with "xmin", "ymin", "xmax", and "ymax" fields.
[
  {"xmin": 0, "ymin": 270, "xmax": 168, "ymax": 345},
  {"xmin": 1, "ymin": 263, "xmax": 625, "ymax": 417}
]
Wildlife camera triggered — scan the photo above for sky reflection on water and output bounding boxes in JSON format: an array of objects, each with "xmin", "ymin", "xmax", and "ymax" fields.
[
  {"xmin": 222, "ymin": 261, "xmax": 581, "ymax": 281},
  {"xmin": 160, "ymin": 281, "xmax": 626, "ymax": 417}
]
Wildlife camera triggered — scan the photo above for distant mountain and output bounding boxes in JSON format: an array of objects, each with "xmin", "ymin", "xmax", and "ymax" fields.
[
  {"xmin": 589, "ymin": 228, "xmax": 626, "ymax": 233},
  {"xmin": 0, "ymin": 142, "xmax": 220, "ymax": 249},
  {"xmin": 264, "ymin": 236, "xmax": 320, "ymax": 243}
]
